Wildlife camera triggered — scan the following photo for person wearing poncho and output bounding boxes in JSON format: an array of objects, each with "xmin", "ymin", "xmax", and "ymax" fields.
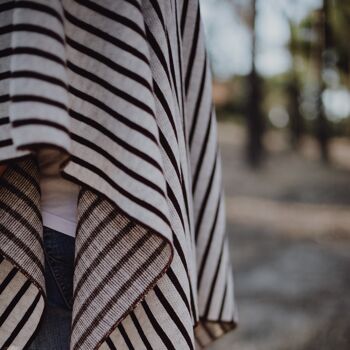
[{"xmin": 0, "ymin": 0, "xmax": 238, "ymax": 349}]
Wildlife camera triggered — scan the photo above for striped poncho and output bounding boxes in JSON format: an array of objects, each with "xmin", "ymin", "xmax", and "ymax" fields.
[{"xmin": 0, "ymin": 0, "xmax": 238, "ymax": 349}]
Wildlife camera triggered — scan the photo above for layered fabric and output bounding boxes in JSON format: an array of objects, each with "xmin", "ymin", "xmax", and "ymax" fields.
[{"xmin": 0, "ymin": 0, "xmax": 238, "ymax": 349}]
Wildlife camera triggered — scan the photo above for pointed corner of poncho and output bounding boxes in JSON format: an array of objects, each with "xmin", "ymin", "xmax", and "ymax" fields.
[
  {"xmin": 194, "ymin": 316, "xmax": 238, "ymax": 349},
  {"xmin": 63, "ymin": 180, "xmax": 175, "ymax": 350},
  {"xmin": 92, "ymin": 223, "xmax": 175, "ymax": 350}
]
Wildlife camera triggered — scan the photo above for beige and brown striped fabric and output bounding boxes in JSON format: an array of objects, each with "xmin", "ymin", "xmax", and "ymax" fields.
[
  {"xmin": 0, "ymin": 0, "xmax": 238, "ymax": 349},
  {"xmin": 0, "ymin": 156, "xmax": 45, "ymax": 349}
]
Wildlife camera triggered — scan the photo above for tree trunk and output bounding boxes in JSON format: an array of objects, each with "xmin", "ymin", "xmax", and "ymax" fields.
[
  {"xmin": 315, "ymin": 0, "xmax": 331, "ymax": 163},
  {"xmin": 246, "ymin": 0, "xmax": 264, "ymax": 167},
  {"xmin": 287, "ymin": 21, "xmax": 304, "ymax": 149}
]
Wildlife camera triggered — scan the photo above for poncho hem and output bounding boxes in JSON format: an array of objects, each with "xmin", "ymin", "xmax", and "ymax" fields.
[{"xmin": 61, "ymin": 170, "xmax": 175, "ymax": 350}]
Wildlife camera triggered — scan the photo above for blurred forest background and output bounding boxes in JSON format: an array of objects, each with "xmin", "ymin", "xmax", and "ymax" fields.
[{"xmin": 200, "ymin": 0, "xmax": 350, "ymax": 349}]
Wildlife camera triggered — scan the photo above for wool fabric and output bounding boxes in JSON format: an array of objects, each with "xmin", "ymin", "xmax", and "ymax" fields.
[{"xmin": 0, "ymin": 1, "xmax": 238, "ymax": 349}]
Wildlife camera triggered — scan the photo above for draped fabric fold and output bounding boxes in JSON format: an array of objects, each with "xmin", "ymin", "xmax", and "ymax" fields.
[
  {"xmin": 0, "ymin": 0, "xmax": 238, "ymax": 349},
  {"xmin": 0, "ymin": 157, "xmax": 45, "ymax": 349}
]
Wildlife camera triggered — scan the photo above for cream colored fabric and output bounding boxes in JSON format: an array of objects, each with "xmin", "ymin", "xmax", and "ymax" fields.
[{"xmin": 0, "ymin": 1, "xmax": 238, "ymax": 349}]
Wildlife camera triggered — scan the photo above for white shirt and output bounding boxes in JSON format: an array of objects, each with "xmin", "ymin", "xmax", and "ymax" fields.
[{"xmin": 37, "ymin": 148, "xmax": 80, "ymax": 237}]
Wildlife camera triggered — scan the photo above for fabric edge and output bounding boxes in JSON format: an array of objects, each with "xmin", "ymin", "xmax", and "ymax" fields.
[
  {"xmin": 60, "ymin": 170, "xmax": 175, "ymax": 350},
  {"xmin": 194, "ymin": 318, "xmax": 238, "ymax": 349},
  {"xmin": 94, "ymin": 229, "xmax": 174, "ymax": 350},
  {"xmin": 0, "ymin": 252, "xmax": 47, "ymax": 350}
]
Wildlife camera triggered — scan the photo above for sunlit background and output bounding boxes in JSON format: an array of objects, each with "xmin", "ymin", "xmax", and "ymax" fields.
[{"xmin": 200, "ymin": 0, "xmax": 350, "ymax": 349}]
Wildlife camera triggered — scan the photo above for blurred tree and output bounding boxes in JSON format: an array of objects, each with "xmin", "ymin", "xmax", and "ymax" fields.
[
  {"xmin": 314, "ymin": 2, "xmax": 331, "ymax": 163},
  {"xmin": 204, "ymin": 0, "xmax": 350, "ymax": 163},
  {"xmin": 331, "ymin": 0, "xmax": 350, "ymax": 87},
  {"xmin": 286, "ymin": 20, "xmax": 304, "ymax": 149},
  {"xmin": 246, "ymin": 0, "xmax": 264, "ymax": 167},
  {"xmin": 299, "ymin": 0, "xmax": 350, "ymax": 159}
]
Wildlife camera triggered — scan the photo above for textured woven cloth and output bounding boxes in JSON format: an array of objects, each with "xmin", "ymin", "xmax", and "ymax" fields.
[{"xmin": 0, "ymin": 0, "xmax": 238, "ymax": 349}]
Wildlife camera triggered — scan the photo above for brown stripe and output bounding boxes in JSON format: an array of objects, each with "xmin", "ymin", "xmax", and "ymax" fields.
[
  {"xmin": 0, "ymin": 178, "xmax": 42, "ymax": 221},
  {"xmin": 12, "ymin": 118, "xmax": 70, "ymax": 135},
  {"xmin": 74, "ymin": 199, "xmax": 119, "ymax": 269},
  {"xmin": 0, "ymin": 223, "xmax": 44, "ymax": 273},
  {"xmin": 74, "ymin": 239, "xmax": 168, "ymax": 349},
  {"xmin": 11, "ymin": 161, "xmax": 41, "ymax": 195},
  {"xmin": 73, "ymin": 220, "xmax": 135, "ymax": 299},
  {"xmin": 218, "ymin": 279, "xmax": 227, "ymax": 320},
  {"xmin": 0, "ymin": 201, "xmax": 44, "ymax": 250},
  {"xmin": 72, "ymin": 230, "xmax": 153, "ymax": 331},
  {"xmin": 75, "ymin": 192, "xmax": 103, "ymax": 238}
]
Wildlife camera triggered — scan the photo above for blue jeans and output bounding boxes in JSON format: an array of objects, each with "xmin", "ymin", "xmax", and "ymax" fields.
[{"xmin": 28, "ymin": 226, "xmax": 75, "ymax": 350}]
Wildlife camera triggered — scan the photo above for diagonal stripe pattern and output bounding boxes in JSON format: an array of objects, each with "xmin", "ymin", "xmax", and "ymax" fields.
[
  {"xmin": 0, "ymin": 0, "xmax": 238, "ymax": 349},
  {"xmin": 0, "ymin": 156, "xmax": 45, "ymax": 349}
]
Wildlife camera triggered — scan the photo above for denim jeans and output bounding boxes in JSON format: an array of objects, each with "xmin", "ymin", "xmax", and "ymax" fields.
[{"xmin": 28, "ymin": 226, "xmax": 75, "ymax": 350}]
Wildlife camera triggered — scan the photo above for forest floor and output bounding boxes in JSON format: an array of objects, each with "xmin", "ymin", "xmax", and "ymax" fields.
[{"xmin": 208, "ymin": 121, "xmax": 350, "ymax": 350}]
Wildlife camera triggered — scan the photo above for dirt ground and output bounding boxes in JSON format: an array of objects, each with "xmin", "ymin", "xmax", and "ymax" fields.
[{"xmin": 208, "ymin": 121, "xmax": 350, "ymax": 350}]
